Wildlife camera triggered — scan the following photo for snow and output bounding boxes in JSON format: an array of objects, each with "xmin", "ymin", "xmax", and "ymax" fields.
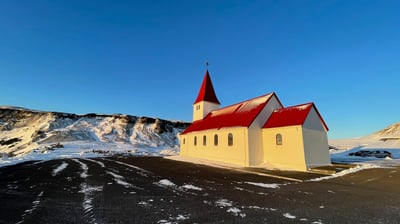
[
  {"xmin": 52, "ymin": 162, "xmax": 68, "ymax": 176},
  {"xmin": 15, "ymin": 191, "xmax": 44, "ymax": 224},
  {"xmin": 72, "ymin": 159, "xmax": 89, "ymax": 178},
  {"xmin": 102, "ymin": 158, "xmax": 152, "ymax": 177},
  {"xmin": 214, "ymin": 199, "xmax": 246, "ymax": 218},
  {"xmin": 82, "ymin": 158, "xmax": 105, "ymax": 168},
  {"xmin": 283, "ymin": 213, "xmax": 296, "ymax": 219},
  {"xmin": 79, "ymin": 183, "xmax": 102, "ymax": 223},
  {"xmin": 158, "ymin": 179, "xmax": 176, "ymax": 187},
  {"xmin": 215, "ymin": 198, "xmax": 232, "ymax": 207},
  {"xmin": 181, "ymin": 184, "xmax": 202, "ymax": 191},
  {"xmin": 245, "ymin": 182, "xmax": 280, "ymax": 189},
  {"xmin": 106, "ymin": 171, "xmax": 133, "ymax": 188},
  {"xmin": 309, "ymin": 163, "xmax": 380, "ymax": 181},
  {"xmin": 0, "ymin": 108, "xmax": 185, "ymax": 168}
]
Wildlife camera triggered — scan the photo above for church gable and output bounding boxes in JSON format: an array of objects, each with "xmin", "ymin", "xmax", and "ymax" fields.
[
  {"xmin": 263, "ymin": 103, "xmax": 328, "ymax": 131},
  {"xmin": 303, "ymin": 105, "xmax": 329, "ymax": 132}
]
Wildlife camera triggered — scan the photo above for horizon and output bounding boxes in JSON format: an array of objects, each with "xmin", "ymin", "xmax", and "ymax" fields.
[{"xmin": 1, "ymin": 1, "xmax": 399, "ymax": 139}]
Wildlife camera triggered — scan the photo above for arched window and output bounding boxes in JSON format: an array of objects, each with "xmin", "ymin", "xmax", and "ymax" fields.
[
  {"xmin": 276, "ymin": 134, "xmax": 282, "ymax": 145},
  {"xmin": 194, "ymin": 136, "xmax": 197, "ymax": 146},
  {"xmin": 228, "ymin": 133, "xmax": 233, "ymax": 146},
  {"xmin": 214, "ymin": 134, "xmax": 218, "ymax": 146},
  {"xmin": 203, "ymin": 135, "xmax": 207, "ymax": 146},
  {"xmin": 183, "ymin": 138, "xmax": 185, "ymax": 144}
]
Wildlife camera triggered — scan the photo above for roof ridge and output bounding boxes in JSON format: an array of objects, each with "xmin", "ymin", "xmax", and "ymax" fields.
[{"xmin": 211, "ymin": 92, "xmax": 275, "ymax": 113}]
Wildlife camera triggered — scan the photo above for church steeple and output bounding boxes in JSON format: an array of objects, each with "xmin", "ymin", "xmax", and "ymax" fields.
[
  {"xmin": 193, "ymin": 70, "xmax": 220, "ymax": 121},
  {"xmin": 194, "ymin": 70, "xmax": 220, "ymax": 105}
]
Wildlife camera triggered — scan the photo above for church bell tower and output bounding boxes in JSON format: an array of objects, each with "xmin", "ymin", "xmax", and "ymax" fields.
[{"xmin": 192, "ymin": 70, "xmax": 220, "ymax": 121}]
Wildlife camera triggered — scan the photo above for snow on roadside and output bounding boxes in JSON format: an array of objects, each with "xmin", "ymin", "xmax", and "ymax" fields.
[
  {"xmin": 244, "ymin": 182, "xmax": 281, "ymax": 189},
  {"xmin": 309, "ymin": 163, "xmax": 380, "ymax": 182},
  {"xmin": 52, "ymin": 162, "xmax": 69, "ymax": 176}
]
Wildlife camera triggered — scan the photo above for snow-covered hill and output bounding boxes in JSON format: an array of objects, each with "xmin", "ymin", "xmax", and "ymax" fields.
[
  {"xmin": 0, "ymin": 106, "xmax": 189, "ymax": 166},
  {"xmin": 329, "ymin": 122, "xmax": 400, "ymax": 165}
]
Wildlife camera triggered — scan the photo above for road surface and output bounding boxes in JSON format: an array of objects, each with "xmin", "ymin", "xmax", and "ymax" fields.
[{"xmin": 0, "ymin": 156, "xmax": 399, "ymax": 223}]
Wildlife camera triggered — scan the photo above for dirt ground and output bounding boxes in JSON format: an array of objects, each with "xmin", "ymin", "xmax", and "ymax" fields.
[{"xmin": 0, "ymin": 156, "xmax": 399, "ymax": 224}]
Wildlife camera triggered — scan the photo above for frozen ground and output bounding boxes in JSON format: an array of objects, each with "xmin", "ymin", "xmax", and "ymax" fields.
[{"xmin": 1, "ymin": 156, "xmax": 399, "ymax": 224}]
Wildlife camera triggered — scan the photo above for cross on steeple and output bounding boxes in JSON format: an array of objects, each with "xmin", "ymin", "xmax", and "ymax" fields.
[{"xmin": 206, "ymin": 61, "xmax": 209, "ymax": 69}]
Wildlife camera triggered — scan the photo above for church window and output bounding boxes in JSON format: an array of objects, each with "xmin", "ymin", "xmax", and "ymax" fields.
[
  {"xmin": 203, "ymin": 135, "xmax": 206, "ymax": 146},
  {"xmin": 276, "ymin": 134, "xmax": 283, "ymax": 145},
  {"xmin": 228, "ymin": 133, "xmax": 233, "ymax": 146},
  {"xmin": 214, "ymin": 134, "xmax": 218, "ymax": 146},
  {"xmin": 183, "ymin": 138, "xmax": 185, "ymax": 144},
  {"xmin": 194, "ymin": 136, "xmax": 197, "ymax": 146}
]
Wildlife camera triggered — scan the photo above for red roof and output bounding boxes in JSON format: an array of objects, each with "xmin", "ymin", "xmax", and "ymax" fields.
[
  {"xmin": 193, "ymin": 70, "xmax": 220, "ymax": 105},
  {"xmin": 263, "ymin": 103, "xmax": 329, "ymax": 131},
  {"xmin": 182, "ymin": 93, "xmax": 279, "ymax": 134}
]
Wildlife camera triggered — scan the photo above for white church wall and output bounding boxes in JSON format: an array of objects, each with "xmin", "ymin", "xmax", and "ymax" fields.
[
  {"xmin": 262, "ymin": 125, "xmax": 308, "ymax": 171},
  {"xmin": 248, "ymin": 95, "xmax": 283, "ymax": 166},
  {"xmin": 180, "ymin": 127, "xmax": 249, "ymax": 167},
  {"xmin": 302, "ymin": 110, "xmax": 330, "ymax": 168}
]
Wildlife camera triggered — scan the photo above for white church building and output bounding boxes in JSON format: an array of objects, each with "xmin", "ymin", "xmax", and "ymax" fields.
[{"xmin": 179, "ymin": 70, "xmax": 331, "ymax": 171}]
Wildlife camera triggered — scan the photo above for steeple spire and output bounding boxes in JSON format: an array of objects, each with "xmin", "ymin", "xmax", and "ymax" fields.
[
  {"xmin": 193, "ymin": 70, "xmax": 220, "ymax": 105},
  {"xmin": 192, "ymin": 69, "xmax": 220, "ymax": 121}
]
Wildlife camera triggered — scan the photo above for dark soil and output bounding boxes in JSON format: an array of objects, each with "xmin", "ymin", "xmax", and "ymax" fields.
[{"xmin": 0, "ymin": 157, "xmax": 399, "ymax": 224}]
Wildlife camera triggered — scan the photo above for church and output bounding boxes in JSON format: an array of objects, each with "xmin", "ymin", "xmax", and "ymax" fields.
[{"xmin": 179, "ymin": 69, "xmax": 331, "ymax": 171}]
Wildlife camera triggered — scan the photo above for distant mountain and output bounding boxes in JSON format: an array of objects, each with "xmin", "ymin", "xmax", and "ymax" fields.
[
  {"xmin": 373, "ymin": 122, "xmax": 400, "ymax": 139},
  {"xmin": 329, "ymin": 122, "xmax": 400, "ymax": 150},
  {"xmin": 0, "ymin": 106, "xmax": 190, "ymax": 157}
]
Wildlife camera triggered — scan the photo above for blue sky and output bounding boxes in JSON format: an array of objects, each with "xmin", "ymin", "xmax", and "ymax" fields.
[{"xmin": 1, "ymin": 0, "xmax": 399, "ymax": 139}]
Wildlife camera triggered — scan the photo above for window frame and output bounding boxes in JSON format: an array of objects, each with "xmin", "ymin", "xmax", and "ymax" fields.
[
  {"xmin": 214, "ymin": 134, "xmax": 218, "ymax": 146},
  {"xmin": 276, "ymin": 133, "xmax": 283, "ymax": 145},
  {"xmin": 228, "ymin": 133, "xmax": 233, "ymax": 146}
]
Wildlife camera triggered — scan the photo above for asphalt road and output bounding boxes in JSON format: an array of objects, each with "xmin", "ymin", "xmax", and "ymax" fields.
[{"xmin": 0, "ymin": 156, "xmax": 399, "ymax": 224}]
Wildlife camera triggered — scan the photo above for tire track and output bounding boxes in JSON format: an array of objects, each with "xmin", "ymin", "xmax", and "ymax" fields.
[{"xmin": 15, "ymin": 191, "xmax": 44, "ymax": 224}]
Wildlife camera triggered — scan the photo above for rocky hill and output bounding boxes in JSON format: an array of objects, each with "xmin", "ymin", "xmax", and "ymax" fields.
[{"xmin": 0, "ymin": 106, "xmax": 190, "ymax": 157}]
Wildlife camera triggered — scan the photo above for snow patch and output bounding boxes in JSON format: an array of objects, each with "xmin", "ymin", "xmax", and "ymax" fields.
[
  {"xmin": 102, "ymin": 158, "xmax": 152, "ymax": 177},
  {"xmin": 106, "ymin": 171, "xmax": 133, "ymax": 188},
  {"xmin": 309, "ymin": 163, "xmax": 380, "ymax": 181},
  {"xmin": 283, "ymin": 213, "xmax": 296, "ymax": 219},
  {"xmin": 158, "ymin": 179, "xmax": 176, "ymax": 187},
  {"xmin": 15, "ymin": 191, "xmax": 44, "ymax": 224},
  {"xmin": 181, "ymin": 184, "xmax": 202, "ymax": 191},
  {"xmin": 215, "ymin": 198, "xmax": 246, "ymax": 218},
  {"xmin": 79, "ymin": 183, "xmax": 102, "ymax": 223},
  {"xmin": 245, "ymin": 182, "xmax": 280, "ymax": 189},
  {"xmin": 72, "ymin": 159, "xmax": 89, "ymax": 178},
  {"xmin": 82, "ymin": 158, "xmax": 105, "ymax": 168},
  {"xmin": 52, "ymin": 162, "xmax": 68, "ymax": 176}
]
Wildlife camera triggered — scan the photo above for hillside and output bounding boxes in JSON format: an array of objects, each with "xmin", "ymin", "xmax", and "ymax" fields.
[
  {"xmin": 0, "ymin": 106, "xmax": 189, "ymax": 160},
  {"xmin": 329, "ymin": 122, "xmax": 400, "ymax": 150}
]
